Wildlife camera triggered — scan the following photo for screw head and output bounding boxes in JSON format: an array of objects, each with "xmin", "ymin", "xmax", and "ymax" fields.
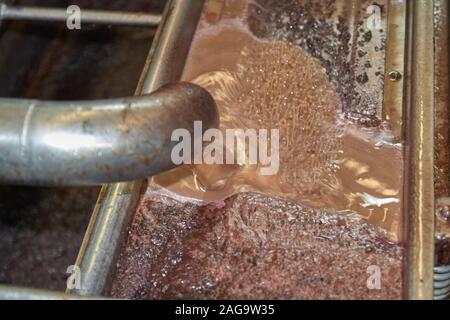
[{"xmin": 388, "ymin": 71, "xmax": 402, "ymax": 82}]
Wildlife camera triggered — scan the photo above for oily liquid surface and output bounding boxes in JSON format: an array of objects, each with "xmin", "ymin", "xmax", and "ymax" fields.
[{"xmin": 152, "ymin": 2, "xmax": 403, "ymax": 240}]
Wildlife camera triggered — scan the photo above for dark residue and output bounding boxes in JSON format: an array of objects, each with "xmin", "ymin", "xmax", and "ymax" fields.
[{"xmin": 247, "ymin": 0, "xmax": 386, "ymax": 126}]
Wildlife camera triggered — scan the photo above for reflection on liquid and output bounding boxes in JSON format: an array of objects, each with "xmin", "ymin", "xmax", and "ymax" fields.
[{"xmin": 152, "ymin": 1, "xmax": 403, "ymax": 240}]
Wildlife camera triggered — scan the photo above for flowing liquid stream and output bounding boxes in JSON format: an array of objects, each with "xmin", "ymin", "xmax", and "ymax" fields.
[{"xmin": 151, "ymin": 0, "xmax": 403, "ymax": 241}]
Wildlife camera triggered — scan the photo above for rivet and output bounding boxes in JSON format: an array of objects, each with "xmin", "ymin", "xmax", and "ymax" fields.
[{"xmin": 388, "ymin": 71, "xmax": 402, "ymax": 82}]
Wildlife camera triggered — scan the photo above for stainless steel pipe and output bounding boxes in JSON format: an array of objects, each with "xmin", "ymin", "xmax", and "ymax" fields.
[
  {"xmin": 0, "ymin": 3, "xmax": 161, "ymax": 27},
  {"xmin": 0, "ymin": 82, "xmax": 218, "ymax": 186}
]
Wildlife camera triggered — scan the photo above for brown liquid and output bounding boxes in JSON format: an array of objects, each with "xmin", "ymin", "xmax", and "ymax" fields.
[{"xmin": 151, "ymin": 1, "xmax": 403, "ymax": 240}]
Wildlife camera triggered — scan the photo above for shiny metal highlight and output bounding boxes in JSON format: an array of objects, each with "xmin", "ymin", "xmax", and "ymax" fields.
[
  {"xmin": 0, "ymin": 82, "xmax": 218, "ymax": 186},
  {"xmin": 0, "ymin": 3, "xmax": 161, "ymax": 27}
]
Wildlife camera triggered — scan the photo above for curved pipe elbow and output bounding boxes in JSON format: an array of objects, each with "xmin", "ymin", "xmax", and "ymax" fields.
[{"xmin": 0, "ymin": 82, "xmax": 219, "ymax": 186}]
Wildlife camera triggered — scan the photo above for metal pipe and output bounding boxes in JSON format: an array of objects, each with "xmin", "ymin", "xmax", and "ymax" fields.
[
  {"xmin": 0, "ymin": 285, "xmax": 104, "ymax": 300},
  {"xmin": 0, "ymin": 3, "xmax": 161, "ymax": 27},
  {"xmin": 0, "ymin": 82, "xmax": 218, "ymax": 186},
  {"xmin": 404, "ymin": 0, "xmax": 436, "ymax": 300}
]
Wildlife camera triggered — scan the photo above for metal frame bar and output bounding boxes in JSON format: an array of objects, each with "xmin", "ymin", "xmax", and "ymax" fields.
[
  {"xmin": 403, "ymin": 0, "xmax": 436, "ymax": 300},
  {"xmin": 0, "ymin": 3, "xmax": 161, "ymax": 27},
  {"xmin": 0, "ymin": 85, "xmax": 217, "ymax": 186},
  {"xmin": 0, "ymin": 285, "xmax": 104, "ymax": 300}
]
